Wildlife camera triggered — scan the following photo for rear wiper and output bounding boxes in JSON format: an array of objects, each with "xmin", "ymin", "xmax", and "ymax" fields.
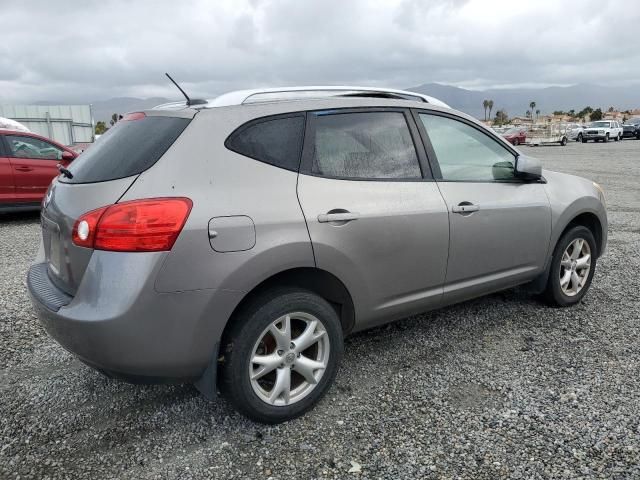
[{"xmin": 57, "ymin": 164, "xmax": 73, "ymax": 179}]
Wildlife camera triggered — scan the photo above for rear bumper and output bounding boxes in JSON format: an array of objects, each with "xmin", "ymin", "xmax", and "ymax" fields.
[{"xmin": 27, "ymin": 252, "xmax": 242, "ymax": 381}]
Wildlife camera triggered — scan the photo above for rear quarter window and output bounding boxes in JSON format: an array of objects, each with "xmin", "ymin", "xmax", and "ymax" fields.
[
  {"xmin": 225, "ymin": 115, "xmax": 305, "ymax": 171},
  {"xmin": 64, "ymin": 115, "xmax": 191, "ymax": 184}
]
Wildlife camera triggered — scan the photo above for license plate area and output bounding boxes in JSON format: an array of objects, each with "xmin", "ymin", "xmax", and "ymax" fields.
[{"xmin": 42, "ymin": 215, "xmax": 62, "ymax": 275}]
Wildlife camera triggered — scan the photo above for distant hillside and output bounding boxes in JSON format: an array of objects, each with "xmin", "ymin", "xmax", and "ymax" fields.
[
  {"xmin": 90, "ymin": 97, "xmax": 172, "ymax": 124},
  {"xmin": 409, "ymin": 83, "xmax": 640, "ymax": 119}
]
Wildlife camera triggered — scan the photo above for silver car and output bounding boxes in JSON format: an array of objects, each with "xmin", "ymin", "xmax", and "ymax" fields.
[
  {"xmin": 565, "ymin": 123, "xmax": 586, "ymax": 142},
  {"xmin": 28, "ymin": 86, "xmax": 607, "ymax": 423}
]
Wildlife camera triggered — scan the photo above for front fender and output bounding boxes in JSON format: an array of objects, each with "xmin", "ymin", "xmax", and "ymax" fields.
[{"xmin": 543, "ymin": 170, "xmax": 608, "ymax": 257}]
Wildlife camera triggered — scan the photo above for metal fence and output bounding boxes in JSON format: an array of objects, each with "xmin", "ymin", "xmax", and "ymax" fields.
[{"xmin": 0, "ymin": 105, "xmax": 94, "ymax": 146}]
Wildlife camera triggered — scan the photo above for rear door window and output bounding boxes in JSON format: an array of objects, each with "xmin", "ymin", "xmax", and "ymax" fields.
[
  {"xmin": 308, "ymin": 111, "xmax": 422, "ymax": 179},
  {"xmin": 64, "ymin": 114, "xmax": 191, "ymax": 184},
  {"xmin": 225, "ymin": 115, "xmax": 305, "ymax": 171}
]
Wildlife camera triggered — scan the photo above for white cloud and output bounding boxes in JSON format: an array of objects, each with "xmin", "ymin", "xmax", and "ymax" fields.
[{"xmin": 1, "ymin": 0, "xmax": 638, "ymax": 103}]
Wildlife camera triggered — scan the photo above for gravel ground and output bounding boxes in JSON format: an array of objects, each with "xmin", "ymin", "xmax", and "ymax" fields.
[{"xmin": 1, "ymin": 139, "xmax": 639, "ymax": 479}]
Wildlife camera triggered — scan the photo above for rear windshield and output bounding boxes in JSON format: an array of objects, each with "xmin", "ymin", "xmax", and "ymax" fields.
[{"xmin": 63, "ymin": 115, "xmax": 191, "ymax": 184}]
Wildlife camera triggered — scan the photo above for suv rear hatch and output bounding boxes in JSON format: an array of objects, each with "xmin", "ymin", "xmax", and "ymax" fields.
[{"xmin": 41, "ymin": 110, "xmax": 194, "ymax": 296}]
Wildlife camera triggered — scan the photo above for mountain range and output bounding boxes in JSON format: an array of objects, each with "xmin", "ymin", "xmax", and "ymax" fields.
[
  {"xmin": 85, "ymin": 83, "xmax": 639, "ymax": 124},
  {"xmin": 409, "ymin": 83, "xmax": 640, "ymax": 119}
]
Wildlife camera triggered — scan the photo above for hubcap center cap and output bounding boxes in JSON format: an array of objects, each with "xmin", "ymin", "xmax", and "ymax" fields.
[{"xmin": 284, "ymin": 352, "xmax": 296, "ymax": 364}]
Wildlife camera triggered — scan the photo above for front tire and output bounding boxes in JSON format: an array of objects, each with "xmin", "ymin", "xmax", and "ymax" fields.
[
  {"xmin": 220, "ymin": 288, "xmax": 343, "ymax": 423},
  {"xmin": 603, "ymin": 134, "xmax": 609, "ymax": 143},
  {"xmin": 543, "ymin": 226, "xmax": 597, "ymax": 307},
  {"xmin": 577, "ymin": 133, "xmax": 583, "ymax": 142},
  {"xmin": 560, "ymin": 136, "xmax": 567, "ymax": 146}
]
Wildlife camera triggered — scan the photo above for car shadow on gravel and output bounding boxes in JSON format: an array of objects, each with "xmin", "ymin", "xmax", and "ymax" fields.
[{"xmin": 0, "ymin": 211, "xmax": 40, "ymax": 224}]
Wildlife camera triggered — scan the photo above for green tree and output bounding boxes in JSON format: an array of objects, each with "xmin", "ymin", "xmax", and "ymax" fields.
[
  {"xmin": 110, "ymin": 113, "xmax": 121, "ymax": 127},
  {"xmin": 577, "ymin": 106, "xmax": 593, "ymax": 119},
  {"xmin": 529, "ymin": 101, "xmax": 536, "ymax": 121},
  {"xmin": 494, "ymin": 109, "xmax": 509, "ymax": 126},
  {"xmin": 482, "ymin": 100, "xmax": 489, "ymax": 121},
  {"xmin": 535, "ymin": 109, "xmax": 540, "ymax": 121},
  {"xmin": 95, "ymin": 121, "xmax": 108, "ymax": 135},
  {"xmin": 488, "ymin": 100, "xmax": 494, "ymax": 121},
  {"xmin": 553, "ymin": 110, "xmax": 565, "ymax": 116},
  {"xmin": 608, "ymin": 106, "xmax": 615, "ymax": 113},
  {"xmin": 590, "ymin": 108, "xmax": 603, "ymax": 121}
]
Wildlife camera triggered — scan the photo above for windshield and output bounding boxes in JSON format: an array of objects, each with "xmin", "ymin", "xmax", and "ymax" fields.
[
  {"xmin": 625, "ymin": 118, "xmax": 640, "ymax": 125},
  {"xmin": 590, "ymin": 121, "xmax": 610, "ymax": 128},
  {"xmin": 503, "ymin": 128, "xmax": 520, "ymax": 135}
]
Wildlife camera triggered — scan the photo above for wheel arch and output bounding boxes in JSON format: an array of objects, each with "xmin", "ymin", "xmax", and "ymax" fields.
[
  {"xmin": 560, "ymin": 211, "xmax": 604, "ymax": 258},
  {"xmin": 224, "ymin": 267, "xmax": 356, "ymax": 337}
]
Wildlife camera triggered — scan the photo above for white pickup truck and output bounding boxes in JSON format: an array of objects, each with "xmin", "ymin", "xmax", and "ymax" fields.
[{"xmin": 582, "ymin": 120, "xmax": 623, "ymax": 142}]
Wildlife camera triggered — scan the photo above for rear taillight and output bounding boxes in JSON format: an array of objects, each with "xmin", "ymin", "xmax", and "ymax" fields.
[{"xmin": 72, "ymin": 198, "xmax": 192, "ymax": 252}]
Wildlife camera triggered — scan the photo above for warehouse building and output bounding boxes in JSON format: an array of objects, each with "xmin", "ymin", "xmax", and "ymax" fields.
[{"xmin": 0, "ymin": 104, "xmax": 94, "ymax": 146}]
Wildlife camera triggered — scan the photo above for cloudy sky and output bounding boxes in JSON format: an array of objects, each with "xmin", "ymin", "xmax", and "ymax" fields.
[{"xmin": 2, "ymin": 0, "xmax": 639, "ymax": 103}]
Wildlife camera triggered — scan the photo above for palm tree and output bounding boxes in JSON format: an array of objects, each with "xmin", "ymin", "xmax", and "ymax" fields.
[
  {"xmin": 482, "ymin": 100, "xmax": 489, "ymax": 121},
  {"xmin": 535, "ymin": 109, "xmax": 540, "ymax": 121},
  {"xmin": 529, "ymin": 102, "xmax": 536, "ymax": 123},
  {"xmin": 488, "ymin": 100, "xmax": 494, "ymax": 121},
  {"xmin": 526, "ymin": 110, "xmax": 531, "ymax": 119}
]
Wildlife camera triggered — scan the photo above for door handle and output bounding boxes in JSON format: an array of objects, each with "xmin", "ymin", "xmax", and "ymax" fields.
[
  {"xmin": 317, "ymin": 211, "xmax": 360, "ymax": 223},
  {"xmin": 15, "ymin": 166, "xmax": 33, "ymax": 172},
  {"xmin": 452, "ymin": 203, "xmax": 479, "ymax": 214}
]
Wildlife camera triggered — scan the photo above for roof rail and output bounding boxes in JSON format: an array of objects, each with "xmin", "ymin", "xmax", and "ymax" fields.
[
  {"xmin": 210, "ymin": 86, "xmax": 450, "ymax": 108},
  {"xmin": 154, "ymin": 86, "xmax": 451, "ymax": 110}
]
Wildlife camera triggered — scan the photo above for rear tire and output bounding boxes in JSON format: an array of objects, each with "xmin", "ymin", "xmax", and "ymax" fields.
[
  {"xmin": 543, "ymin": 226, "xmax": 597, "ymax": 307},
  {"xmin": 220, "ymin": 288, "xmax": 343, "ymax": 423},
  {"xmin": 582, "ymin": 138, "xmax": 588, "ymax": 143},
  {"xmin": 513, "ymin": 138, "xmax": 519, "ymax": 146}
]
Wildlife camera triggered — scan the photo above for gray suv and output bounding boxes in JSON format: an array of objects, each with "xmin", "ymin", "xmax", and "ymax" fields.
[{"xmin": 28, "ymin": 87, "xmax": 607, "ymax": 423}]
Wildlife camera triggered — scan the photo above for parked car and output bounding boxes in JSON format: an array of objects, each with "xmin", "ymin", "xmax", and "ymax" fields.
[
  {"xmin": 582, "ymin": 120, "xmax": 623, "ymax": 142},
  {"xmin": 0, "ymin": 129, "xmax": 78, "ymax": 212},
  {"xmin": 565, "ymin": 123, "xmax": 586, "ymax": 142},
  {"xmin": 622, "ymin": 118, "xmax": 640, "ymax": 139},
  {"xmin": 27, "ymin": 87, "xmax": 608, "ymax": 423},
  {"xmin": 502, "ymin": 127, "xmax": 527, "ymax": 145}
]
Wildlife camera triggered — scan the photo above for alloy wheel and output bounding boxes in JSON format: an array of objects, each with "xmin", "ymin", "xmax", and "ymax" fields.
[
  {"xmin": 249, "ymin": 312, "xmax": 330, "ymax": 406},
  {"xmin": 559, "ymin": 238, "xmax": 591, "ymax": 296}
]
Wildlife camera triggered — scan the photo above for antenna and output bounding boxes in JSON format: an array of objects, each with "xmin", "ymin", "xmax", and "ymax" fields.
[{"xmin": 165, "ymin": 72, "xmax": 191, "ymax": 105}]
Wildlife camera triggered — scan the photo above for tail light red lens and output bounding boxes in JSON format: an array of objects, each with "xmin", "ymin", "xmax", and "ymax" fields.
[{"xmin": 72, "ymin": 198, "xmax": 192, "ymax": 252}]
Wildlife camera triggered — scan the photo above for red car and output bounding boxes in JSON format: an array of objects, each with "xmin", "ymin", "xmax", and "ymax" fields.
[
  {"xmin": 502, "ymin": 127, "xmax": 527, "ymax": 146},
  {"xmin": 0, "ymin": 129, "xmax": 78, "ymax": 212}
]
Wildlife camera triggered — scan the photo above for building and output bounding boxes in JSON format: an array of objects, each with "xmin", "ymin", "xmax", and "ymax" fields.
[
  {"xmin": 0, "ymin": 104, "xmax": 94, "ymax": 146},
  {"xmin": 511, "ymin": 116, "xmax": 533, "ymax": 126}
]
